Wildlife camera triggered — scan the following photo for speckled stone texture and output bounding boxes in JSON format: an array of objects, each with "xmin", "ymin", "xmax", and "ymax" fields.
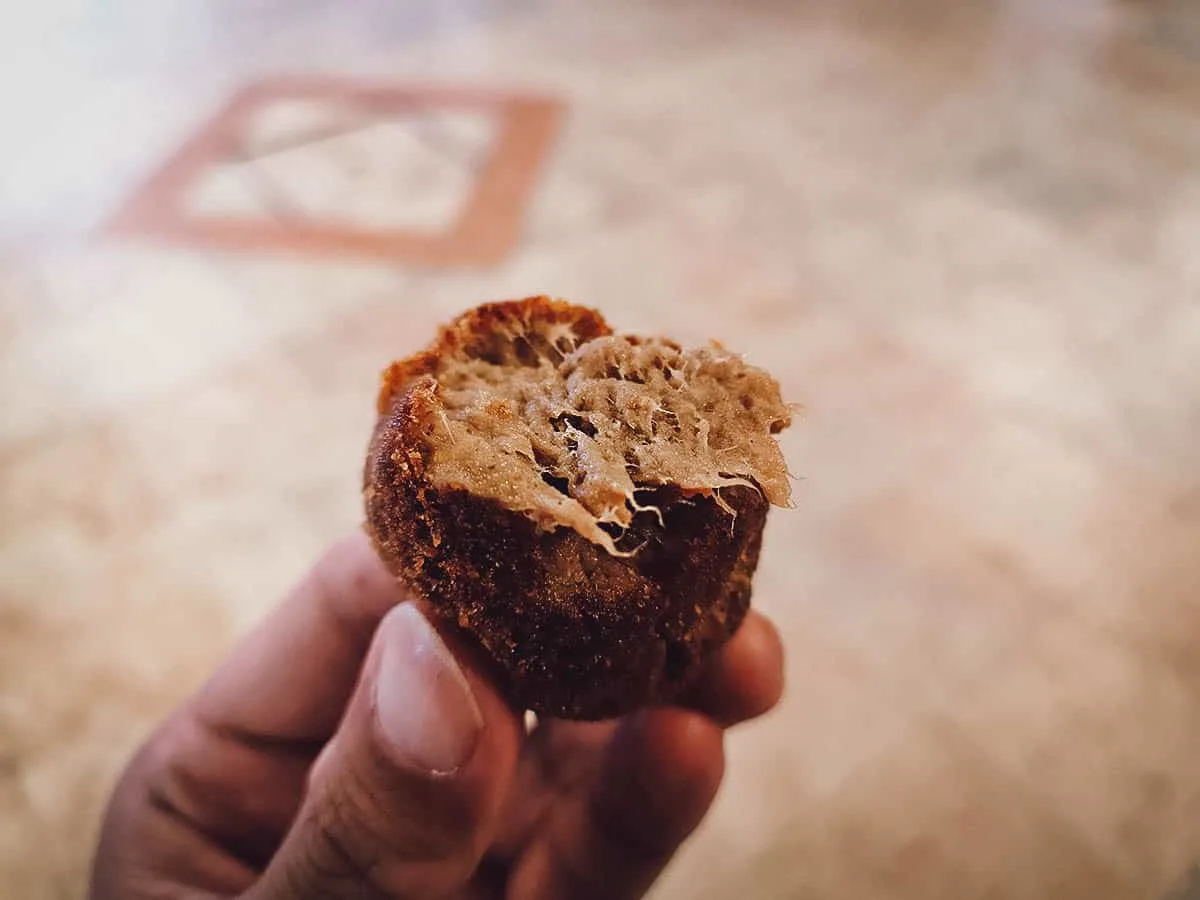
[{"xmin": 5, "ymin": 1, "xmax": 1200, "ymax": 899}]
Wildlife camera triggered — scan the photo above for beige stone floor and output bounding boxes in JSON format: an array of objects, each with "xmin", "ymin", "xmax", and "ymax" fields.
[{"xmin": 5, "ymin": 0, "xmax": 1200, "ymax": 897}]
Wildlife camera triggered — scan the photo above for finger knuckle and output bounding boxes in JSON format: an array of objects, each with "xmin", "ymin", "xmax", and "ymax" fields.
[
  {"xmin": 361, "ymin": 736, "xmax": 486, "ymax": 857},
  {"xmin": 589, "ymin": 782, "xmax": 686, "ymax": 868},
  {"xmin": 300, "ymin": 761, "xmax": 483, "ymax": 896},
  {"xmin": 302, "ymin": 788, "xmax": 391, "ymax": 899},
  {"xmin": 377, "ymin": 773, "xmax": 482, "ymax": 859}
]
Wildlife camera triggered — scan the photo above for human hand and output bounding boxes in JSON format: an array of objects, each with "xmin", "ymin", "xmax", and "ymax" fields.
[{"xmin": 89, "ymin": 532, "xmax": 784, "ymax": 899}]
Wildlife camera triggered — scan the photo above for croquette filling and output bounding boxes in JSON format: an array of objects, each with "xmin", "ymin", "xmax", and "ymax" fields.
[{"xmin": 392, "ymin": 306, "xmax": 792, "ymax": 556}]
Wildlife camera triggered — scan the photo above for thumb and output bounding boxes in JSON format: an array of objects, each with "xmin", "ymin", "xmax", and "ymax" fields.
[{"xmin": 248, "ymin": 602, "xmax": 522, "ymax": 899}]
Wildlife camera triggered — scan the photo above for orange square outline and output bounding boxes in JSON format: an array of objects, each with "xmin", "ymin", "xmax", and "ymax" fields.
[{"xmin": 104, "ymin": 77, "xmax": 565, "ymax": 267}]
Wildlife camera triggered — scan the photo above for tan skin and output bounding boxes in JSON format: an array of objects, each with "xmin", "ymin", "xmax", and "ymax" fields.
[{"xmin": 89, "ymin": 533, "xmax": 785, "ymax": 900}]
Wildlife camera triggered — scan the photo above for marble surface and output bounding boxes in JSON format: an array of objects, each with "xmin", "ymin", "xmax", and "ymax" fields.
[{"xmin": 4, "ymin": 0, "xmax": 1200, "ymax": 898}]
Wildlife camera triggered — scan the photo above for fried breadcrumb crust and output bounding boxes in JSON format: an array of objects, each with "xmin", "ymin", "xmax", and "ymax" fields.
[{"xmin": 364, "ymin": 297, "xmax": 783, "ymax": 719}]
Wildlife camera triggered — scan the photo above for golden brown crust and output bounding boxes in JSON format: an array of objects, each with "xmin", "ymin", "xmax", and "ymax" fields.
[{"xmin": 364, "ymin": 296, "xmax": 782, "ymax": 719}]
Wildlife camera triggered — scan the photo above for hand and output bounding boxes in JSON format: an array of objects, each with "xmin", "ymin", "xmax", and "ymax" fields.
[{"xmin": 89, "ymin": 532, "xmax": 784, "ymax": 899}]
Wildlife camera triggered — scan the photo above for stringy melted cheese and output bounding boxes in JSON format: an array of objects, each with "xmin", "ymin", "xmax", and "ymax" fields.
[{"xmin": 407, "ymin": 319, "xmax": 792, "ymax": 556}]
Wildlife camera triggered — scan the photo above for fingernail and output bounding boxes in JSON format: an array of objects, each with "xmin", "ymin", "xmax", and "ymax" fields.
[{"xmin": 374, "ymin": 604, "xmax": 483, "ymax": 774}]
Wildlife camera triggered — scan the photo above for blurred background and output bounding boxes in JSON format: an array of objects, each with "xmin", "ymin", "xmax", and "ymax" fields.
[{"xmin": 3, "ymin": 0, "xmax": 1200, "ymax": 897}]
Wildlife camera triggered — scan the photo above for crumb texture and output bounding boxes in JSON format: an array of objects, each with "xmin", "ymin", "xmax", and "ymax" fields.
[{"xmin": 378, "ymin": 297, "xmax": 792, "ymax": 554}]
